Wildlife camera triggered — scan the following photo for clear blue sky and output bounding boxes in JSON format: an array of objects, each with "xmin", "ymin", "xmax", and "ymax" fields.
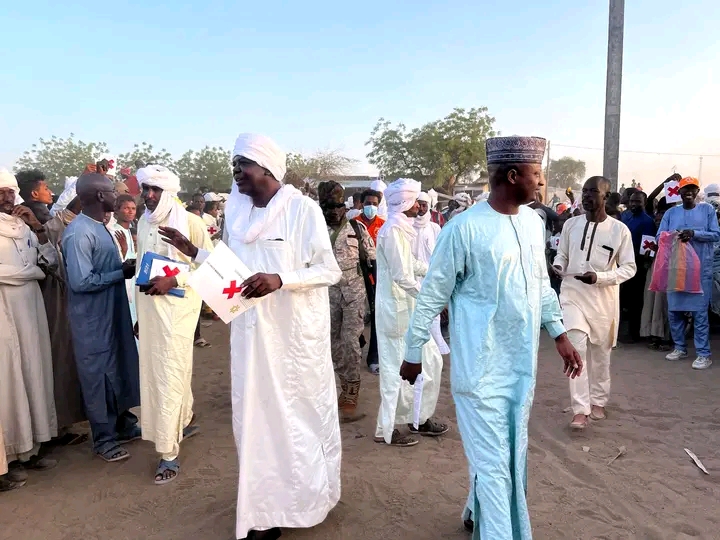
[{"xmin": 2, "ymin": 0, "xmax": 719, "ymax": 184}]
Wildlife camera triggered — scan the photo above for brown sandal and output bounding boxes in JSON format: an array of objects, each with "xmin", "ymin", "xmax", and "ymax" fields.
[{"xmin": 408, "ymin": 419, "xmax": 449, "ymax": 437}]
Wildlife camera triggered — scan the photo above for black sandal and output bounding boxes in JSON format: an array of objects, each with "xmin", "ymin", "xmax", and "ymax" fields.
[{"xmin": 408, "ymin": 419, "xmax": 450, "ymax": 437}]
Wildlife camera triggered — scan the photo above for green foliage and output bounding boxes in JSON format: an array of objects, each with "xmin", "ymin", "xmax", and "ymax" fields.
[
  {"xmin": 366, "ymin": 107, "xmax": 496, "ymax": 191},
  {"xmin": 174, "ymin": 146, "xmax": 231, "ymax": 193},
  {"xmin": 14, "ymin": 134, "xmax": 109, "ymax": 192},
  {"xmin": 548, "ymin": 157, "xmax": 587, "ymax": 190},
  {"xmin": 118, "ymin": 142, "xmax": 175, "ymax": 171},
  {"xmin": 285, "ymin": 150, "xmax": 357, "ymax": 187}
]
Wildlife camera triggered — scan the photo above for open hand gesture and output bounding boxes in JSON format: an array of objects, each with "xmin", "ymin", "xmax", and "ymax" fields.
[{"xmin": 159, "ymin": 226, "xmax": 198, "ymax": 258}]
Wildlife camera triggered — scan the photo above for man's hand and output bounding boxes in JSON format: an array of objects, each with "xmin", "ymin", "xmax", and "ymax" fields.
[
  {"xmin": 555, "ymin": 333, "xmax": 583, "ymax": 378},
  {"xmin": 115, "ymin": 230, "xmax": 128, "ymax": 258},
  {"xmin": 679, "ymin": 229, "xmax": 695, "ymax": 243},
  {"xmin": 12, "ymin": 205, "xmax": 42, "ymax": 231},
  {"xmin": 666, "ymin": 173, "xmax": 682, "ymax": 184},
  {"xmin": 400, "ymin": 361, "xmax": 422, "ymax": 385},
  {"xmin": 158, "ymin": 226, "xmax": 199, "ymax": 258},
  {"xmin": 145, "ymin": 275, "xmax": 177, "ymax": 295},
  {"xmin": 241, "ymin": 273, "xmax": 282, "ymax": 298},
  {"xmin": 550, "ymin": 265, "xmax": 563, "ymax": 277},
  {"xmin": 121, "ymin": 260, "xmax": 136, "ymax": 280},
  {"xmin": 133, "ymin": 322, "xmax": 139, "ymax": 339},
  {"xmin": 574, "ymin": 271, "xmax": 597, "ymax": 285}
]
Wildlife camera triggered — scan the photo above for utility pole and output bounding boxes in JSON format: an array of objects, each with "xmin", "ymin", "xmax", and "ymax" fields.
[
  {"xmin": 603, "ymin": 0, "xmax": 625, "ymax": 192},
  {"xmin": 544, "ymin": 141, "xmax": 551, "ymax": 202},
  {"xmin": 699, "ymin": 156, "xmax": 703, "ymax": 182}
]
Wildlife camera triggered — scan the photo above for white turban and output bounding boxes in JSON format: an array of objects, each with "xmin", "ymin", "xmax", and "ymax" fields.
[
  {"xmin": 454, "ymin": 192, "xmax": 473, "ymax": 208},
  {"xmin": 417, "ymin": 192, "xmax": 432, "ymax": 204},
  {"xmin": 370, "ymin": 179, "xmax": 388, "ymax": 218},
  {"xmin": 370, "ymin": 179, "xmax": 387, "ymax": 193},
  {"xmin": 204, "ymin": 192, "xmax": 222, "ymax": 202},
  {"xmin": 233, "ymin": 133, "xmax": 286, "ymax": 183},
  {"xmin": 137, "ymin": 165, "xmax": 181, "ymax": 194},
  {"xmin": 385, "ymin": 178, "xmax": 421, "ymax": 214},
  {"xmin": 0, "ymin": 169, "xmax": 25, "ymax": 237},
  {"xmin": 50, "ymin": 176, "xmax": 78, "ymax": 217},
  {"xmin": 0, "ymin": 168, "xmax": 22, "ymax": 205},
  {"xmin": 427, "ymin": 188, "xmax": 438, "ymax": 208},
  {"xmin": 137, "ymin": 165, "xmax": 188, "ymax": 259},
  {"xmin": 705, "ymin": 183, "xmax": 720, "ymax": 196}
]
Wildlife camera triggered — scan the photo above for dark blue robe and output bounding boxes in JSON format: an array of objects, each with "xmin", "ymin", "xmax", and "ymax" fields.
[{"xmin": 61, "ymin": 213, "xmax": 140, "ymax": 425}]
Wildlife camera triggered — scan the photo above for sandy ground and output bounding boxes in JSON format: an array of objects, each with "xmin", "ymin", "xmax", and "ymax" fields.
[{"xmin": 2, "ymin": 322, "xmax": 720, "ymax": 540}]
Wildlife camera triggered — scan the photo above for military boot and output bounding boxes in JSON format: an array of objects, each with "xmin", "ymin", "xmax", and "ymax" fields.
[{"xmin": 339, "ymin": 380, "xmax": 366, "ymax": 423}]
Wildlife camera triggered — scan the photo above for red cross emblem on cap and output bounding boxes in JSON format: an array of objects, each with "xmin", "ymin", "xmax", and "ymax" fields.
[
  {"xmin": 667, "ymin": 185, "xmax": 680, "ymax": 197},
  {"xmin": 223, "ymin": 280, "xmax": 243, "ymax": 299},
  {"xmin": 163, "ymin": 265, "xmax": 180, "ymax": 277},
  {"xmin": 642, "ymin": 239, "xmax": 657, "ymax": 252}
]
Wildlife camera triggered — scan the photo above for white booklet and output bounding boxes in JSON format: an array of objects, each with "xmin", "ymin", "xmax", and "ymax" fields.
[{"xmin": 187, "ymin": 241, "xmax": 263, "ymax": 323}]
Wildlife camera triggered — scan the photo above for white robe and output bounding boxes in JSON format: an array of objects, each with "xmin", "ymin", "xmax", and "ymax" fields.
[
  {"xmin": 112, "ymin": 223, "xmax": 137, "ymax": 328},
  {"xmin": 0, "ymin": 226, "xmax": 58, "ymax": 460},
  {"xmin": 136, "ymin": 211, "xmax": 213, "ymax": 459},
  {"xmin": 553, "ymin": 215, "xmax": 636, "ymax": 346},
  {"xmin": 412, "ymin": 219, "xmax": 451, "ymax": 354},
  {"xmin": 375, "ymin": 223, "xmax": 443, "ymax": 443},
  {"xmin": 209, "ymin": 193, "xmax": 342, "ymax": 538}
]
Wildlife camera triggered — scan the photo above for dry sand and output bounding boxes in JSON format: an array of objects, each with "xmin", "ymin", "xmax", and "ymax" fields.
[{"xmin": 1, "ymin": 323, "xmax": 720, "ymax": 540}]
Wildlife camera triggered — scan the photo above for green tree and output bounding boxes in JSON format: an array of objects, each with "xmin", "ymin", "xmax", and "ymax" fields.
[
  {"xmin": 14, "ymin": 134, "xmax": 109, "ymax": 192},
  {"xmin": 174, "ymin": 146, "xmax": 231, "ymax": 193},
  {"xmin": 548, "ymin": 157, "xmax": 587, "ymax": 190},
  {"xmin": 118, "ymin": 142, "xmax": 175, "ymax": 171},
  {"xmin": 285, "ymin": 150, "xmax": 357, "ymax": 187},
  {"xmin": 366, "ymin": 107, "xmax": 497, "ymax": 191}
]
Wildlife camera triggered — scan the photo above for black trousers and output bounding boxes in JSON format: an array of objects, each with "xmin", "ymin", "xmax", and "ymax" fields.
[{"xmin": 621, "ymin": 262, "xmax": 648, "ymax": 340}]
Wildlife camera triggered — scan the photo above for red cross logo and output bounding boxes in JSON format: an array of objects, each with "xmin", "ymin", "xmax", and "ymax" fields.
[
  {"xmin": 223, "ymin": 280, "xmax": 243, "ymax": 299},
  {"xmin": 162, "ymin": 265, "xmax": 180, "ymax": 277},
  {"xmin": 667, "ymin": 185, "xmax": 680, "ymax": 197},
  {"xmin": 208, "ymin": 226, "xmax": 218, "ymax": 235},
  {"xmin": 642, "ymin": 240, "xmax": 657, "ymax": 252}
]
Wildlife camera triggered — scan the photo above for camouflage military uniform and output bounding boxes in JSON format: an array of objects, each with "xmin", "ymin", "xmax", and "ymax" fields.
[{"xmin": 328, "ymin": 219, "xmax": 376, "ymax": 386}]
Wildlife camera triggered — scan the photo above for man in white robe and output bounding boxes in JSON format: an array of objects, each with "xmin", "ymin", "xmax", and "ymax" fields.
[
  {"xmin": 161, "ymin": 134, "xmax": 342, "ymax": 540},
  {"xmin": 135, "ymin": 165, "xmax": 213, "ymax": 484},
  {"xmin": 412, "ymin": 191, "xmax": 450, "ymax": 355},
  {"xmin": 374, "ymin": 178, "xmax": 447, "ymax": 447},
  {"xmin": 553, "ymin": 176, "xmax": 636, "ymax": 430},
  {"xmin": 0, "ymin": 169, "xmax": 58, "ymax": 473}
]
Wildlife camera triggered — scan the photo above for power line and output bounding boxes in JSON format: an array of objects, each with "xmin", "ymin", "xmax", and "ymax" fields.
[{"xmin": 553, "ymin": 143, "xmax": 720, "ymax": 158}]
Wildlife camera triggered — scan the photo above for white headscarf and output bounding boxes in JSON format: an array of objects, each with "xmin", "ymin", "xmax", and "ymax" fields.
[
  {"xmin": 0, "ymin": 168, "xmax": 26, "ymax": 239},
  {"xmin": 50, "ymin": 176, "xmax": 78, "ymax": 217},
  {"xmin": 454, "ymin": 192, "xmax": 473, "ymax": 209},
  {"xmin": 705, "ymin": 183, "xmax": 720, "ymax": 196},
  {"xmin": 414, "ymin": 192, "xmax": 433, "ymax": 229},
  {"xmin": 370, "ymin": 179, "xmax": 388, "ymax": 218},
  {"xmin": 137, "ymin": 165, "xmax": 189, "ymax": 259},
  {"xmin": 427, "ymin": 188, "xmax": 439, "ymax": 209},
  {"xmin": 380, "ymin": 178, "xmax": 421, "ymax": 239},
  {"xmin": 226, "ymin": 133, "xmax": 302, "ymax": 244}
]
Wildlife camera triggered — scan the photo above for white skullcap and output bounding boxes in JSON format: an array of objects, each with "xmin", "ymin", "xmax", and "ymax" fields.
[
  {"xmin": 385, "ymin": 178, "xmax": 421, "ymax": 214},
  {"xmin": 417, "ymin": 192, "xmax": 431, "ymax": 203},
  {"xmin": 454, "ymin": 192, "xmax": 473, "ymax": 208},
  {"xmin": 204, "ymin": 192, "xmax": 222, "ymax": 202},
  {"xmin": 370, "ymin": 179, "xmax": 387, "ymax": 193},
  {"xmin": 704, "ymin": 183, "xmax": 720, "ymax": 195},
  {"xmin": 233, "ymin": 133, "xmax": 286, "ymax": 183},
  {"xmin": 137, "ymin": 165, "xmax": 181, "ymax": 194}
]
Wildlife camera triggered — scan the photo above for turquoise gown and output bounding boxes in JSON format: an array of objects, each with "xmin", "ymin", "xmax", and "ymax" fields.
[
  {"xmin": 656, "ymin": 203, "xmax": 720, "ymax": 311},
  {"xmin": 405, "ymin": 202, "xmax": 565, "ymax": 540}
]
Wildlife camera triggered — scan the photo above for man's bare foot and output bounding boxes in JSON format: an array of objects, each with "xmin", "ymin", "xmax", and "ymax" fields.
[
  {"xmin": 569, "ymin": 414, "xmax": 589, "ymax": 430},
  {"xmin": 590, "ymin": 406, "xmax": 606, "ymax": 420}
]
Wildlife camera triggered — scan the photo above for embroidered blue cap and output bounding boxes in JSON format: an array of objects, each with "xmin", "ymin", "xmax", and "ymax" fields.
[{"xmin": 486, "ymin": 136, "xmax": 547, "ymax": 165}]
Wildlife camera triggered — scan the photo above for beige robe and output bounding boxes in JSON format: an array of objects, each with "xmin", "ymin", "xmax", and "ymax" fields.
[
  {"xmin": 0, "ymin": 225, "xmax": 58, "ymax": 460},
  {"xmin": 135, "ymin": 211, "xmax": 213, "ymax": 458},
  {"xmin": 1, "ymin": 419, "xmax": 7, "ymax": 475}
]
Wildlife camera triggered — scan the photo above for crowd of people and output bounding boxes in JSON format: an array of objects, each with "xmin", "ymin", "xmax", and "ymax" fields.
[{"xmin": 0, "ymin": 133, "xmax": 716, "ymax": 539}]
